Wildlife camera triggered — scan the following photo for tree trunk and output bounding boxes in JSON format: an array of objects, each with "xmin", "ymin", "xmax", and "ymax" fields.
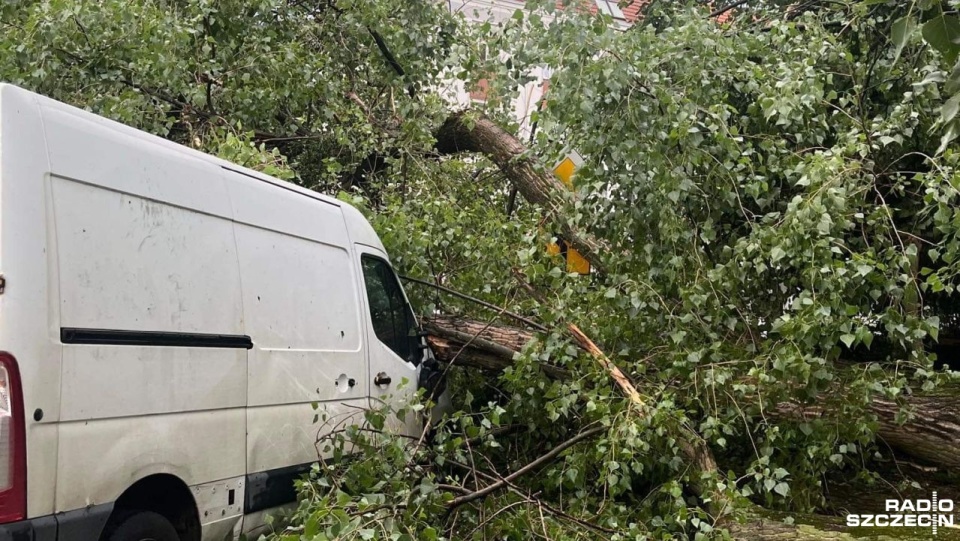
[
  {"xmin": 426, "ymin": 110, "xmax": 935, "ymax": 540},
  {"xmin": 425, "ymin": 314, "xmax": 960, "ymax": 475},
  {"xmin": 423, "ymin": 314, "xmax": 535, "ymax": 352},
  {"xmin": 724, "ymin": 513, "xmax": 860, "ymax": 540},
  {"xmin": 873, "ymin": 394, "xmax": 960, "ymax": 471},
  {"xmin": 783, "ymin": 394, "xmax": 960, "ymax": 473},
  {"xmin": 434, "ymin": 112, "xmax": 608, "ymax": 274}
]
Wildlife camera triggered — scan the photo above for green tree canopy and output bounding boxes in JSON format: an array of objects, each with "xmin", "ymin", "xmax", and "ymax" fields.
[{"xmin": 4, "ymin": 0, "xmax": 960, "ymax": 538}]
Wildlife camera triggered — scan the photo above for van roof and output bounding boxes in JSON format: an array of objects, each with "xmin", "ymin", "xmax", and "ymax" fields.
[
  {"xmin": 0, "ymin": 83, "xmax": 340, "ymax": 207},
  {"xmin": 0, "ymin": 83, "xmax": 388, "ymax": 254}
]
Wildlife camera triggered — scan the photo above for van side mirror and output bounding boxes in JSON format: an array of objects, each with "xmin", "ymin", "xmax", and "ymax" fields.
[{"xmin": 406, "ymin": 331, "xmax": 430, "ymax": 366}]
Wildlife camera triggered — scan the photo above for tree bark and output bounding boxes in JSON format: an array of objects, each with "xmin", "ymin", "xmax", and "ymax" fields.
[
  {"xmin": 873, "ymin": 394, "xmax": 960, "ymax": 471},
  {"xmin": 434, "ymin": 112, "xmax": 608, "ymax": 274},
  {"xmin": 421, "ymin": 315, "xmax": 567, "ymax": 378},
  {"xmin": 782, "ymin": 393, "xmax": 960, "ymax": 473},
  {"xmin": 725, "ymin": 514, "xmax": 859, "ymax": 540},
  {"xmin": 422, "ymin": 315, "xmax": 535, "ymax": 351}
]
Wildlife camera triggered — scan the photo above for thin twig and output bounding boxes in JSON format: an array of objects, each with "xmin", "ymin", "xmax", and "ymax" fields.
[
  {"xmin": 446, "ymin": 426, "xmax": 605, "ymax": 508},
  {"xmin": 446, "ymin": 459, "xmax": 617, "ymax": 535},
  {"xmin": 400, "ymin": 274, "xmax": 548, "ymax": 332},
  {"xmin": 710, "ymin": 0, "xmax": 748, "ymax": 19}
]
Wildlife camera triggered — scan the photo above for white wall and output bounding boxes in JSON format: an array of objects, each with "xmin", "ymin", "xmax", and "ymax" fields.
[
  {"xmin": 447, "ymin": 0, "xmax": 529, "ymax": 24},
  {"xmin": 442, "ymin": 0, "xmax": 553, "ymax": 140}
]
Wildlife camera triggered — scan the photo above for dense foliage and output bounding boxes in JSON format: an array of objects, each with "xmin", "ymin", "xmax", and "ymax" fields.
[{"xmin": 5, "ymin": 0, "xmax": 960, "ymax": 539}]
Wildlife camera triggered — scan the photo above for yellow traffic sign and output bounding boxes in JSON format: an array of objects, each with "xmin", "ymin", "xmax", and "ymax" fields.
[
  {"xmin": 547, "ymin": 151, "xmax": 590, "ymax": 275},
  {"xmin": 554, "ymin": 156, "xmax": 577, "ymax": 188}
]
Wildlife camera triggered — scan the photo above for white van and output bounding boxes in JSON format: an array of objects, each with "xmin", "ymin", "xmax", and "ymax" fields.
[{"xmin": 0, "ymin": 84, "xmax": 436, "ymax": 541}]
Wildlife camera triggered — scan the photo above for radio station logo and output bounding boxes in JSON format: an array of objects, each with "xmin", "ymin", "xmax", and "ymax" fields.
[{"xmin": 845, "ymin": 492, "xmax": 954, "ymax": 535}]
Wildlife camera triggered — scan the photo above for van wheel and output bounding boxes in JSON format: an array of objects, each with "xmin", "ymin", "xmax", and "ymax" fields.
[{"xmin": 106, "ymin": 511, "xmax": 180, "ymax": 541}]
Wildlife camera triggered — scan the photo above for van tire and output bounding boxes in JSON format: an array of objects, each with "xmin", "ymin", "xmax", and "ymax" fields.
[{"xmin": 106, "ymin": 511, "xmax": 180, "ymax": 541}]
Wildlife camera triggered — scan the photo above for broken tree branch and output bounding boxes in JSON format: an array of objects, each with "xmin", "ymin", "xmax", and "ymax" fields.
[
  {"xmin": 567, "ymin": 323, "xmax": 646, "ymax": 408},
  {"xmin": 426, "ymin": 310, "xmax": 960, "ymax": 479},
  {"xmin": 509, "ymin": 272, "xmax": 725, "ymax": 507},
  {"xmin": 420, "ymin": 315, "xmax": 568, "ymax": 378},
  {"xmin": 710, "ymin": 0, "xmax": 748, "ymax": 19},
  {"xmin": 512, "ymin": 271, "xmax": 647, "ymax": 407},
  {"xmin": 435, "ymin": 112, "xmax": 609, "ymax": 274},
  {"xmin": 446, "ymin": 458, "xmax": 618, "ymax": 535}
]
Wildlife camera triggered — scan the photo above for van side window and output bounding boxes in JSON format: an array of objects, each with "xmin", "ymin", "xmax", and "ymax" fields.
[{"xmin": 361, "ymin": 256, "xmax": 417, "ymax": 362}]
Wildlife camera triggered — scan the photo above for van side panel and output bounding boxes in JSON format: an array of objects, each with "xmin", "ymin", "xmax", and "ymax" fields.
[
  {"xmin": 39, "ymin": 106, "xmax": 246, "ymax": 519},
  {"xmin": 0, "ymin": 86, "xmax": 61, "ymax": 518},
  {"xmin": 234, "ymin": 225, "xmax": 358, "ymax": 353},
  {"xmin": 55, "ymin": 410, "xmax": 245, "ymax": 510},
  {"xmin": 51, "ymin": 178, "xmax": 244, "ymax": 336},
  {"xmin": 40, "ymin": 108, "xmax": 233, "ymax": 218}
]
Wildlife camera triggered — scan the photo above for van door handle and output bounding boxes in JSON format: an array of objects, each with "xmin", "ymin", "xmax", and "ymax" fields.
[{"xmin": 374, "ymin": 372, "xmax": 392, "ymax": 386}]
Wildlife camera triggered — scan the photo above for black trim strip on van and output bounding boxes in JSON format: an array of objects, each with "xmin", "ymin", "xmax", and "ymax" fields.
[
  {"xmin": 60, "ymin": 328, "xmax": 253, "ymax": 349},
  {"xmin": 244, "ymin": 461, "xmax": 315, "ymax": 514}
]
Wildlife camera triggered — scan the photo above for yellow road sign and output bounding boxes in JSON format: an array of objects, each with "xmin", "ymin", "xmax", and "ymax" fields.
[
  {"xmin": 547, "ymin": 151, "xmax": 590, "ymax": 275},
  {"xmin": 554, "ymin": 156, "xmax": 577, "ymax": 188}
]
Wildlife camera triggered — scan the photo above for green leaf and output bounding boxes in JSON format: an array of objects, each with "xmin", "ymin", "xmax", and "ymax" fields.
[
  {"xmin": 892, "ymin": 16, "xmax": 918, "ymax": 64},
  {"xmin": 946, "ymin": 60, "xmax": 960, "ymax": 94},
  {"xmin": 942, "ymin": 94, "xmax": 960, "ymax": 125},
  {"xmin": 774, "ymin": 482, "xmax": 790, "ymax": 497},
  {"xmin": 840, "ymin": 334, "xmax": 856, "ymax": 348},
  {"xmin": 922, "ymin": 14, "xmax": 960, "ymax": 65},
  {"xmin": 305, "ymin": 516, "xmax": 319, "ymax": 538},
  {"xmin": 927, "ymin": 316, "xmax": 941, "ymax": 342},
  {"xmin": 938, "ymin": 119, "xmax": 960, "ymax": 154}
]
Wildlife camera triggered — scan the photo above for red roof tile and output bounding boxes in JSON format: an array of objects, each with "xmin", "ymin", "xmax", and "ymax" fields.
[
  {"xmin": 554, "ymin": 0, "xmax": 734, "ymax": 24},
  {"xmin": 621, "ymin": 0, "xmax": 649, "ymax": 22}
]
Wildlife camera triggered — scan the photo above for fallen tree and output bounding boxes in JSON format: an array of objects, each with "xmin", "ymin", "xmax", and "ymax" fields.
[
  {"xmin": 10, "ymin": 0, "xmax": 960, "ymax": 539},
  {"xmin": 423, "ymin": 314, "xmax": 960, "ymax": 476}
]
